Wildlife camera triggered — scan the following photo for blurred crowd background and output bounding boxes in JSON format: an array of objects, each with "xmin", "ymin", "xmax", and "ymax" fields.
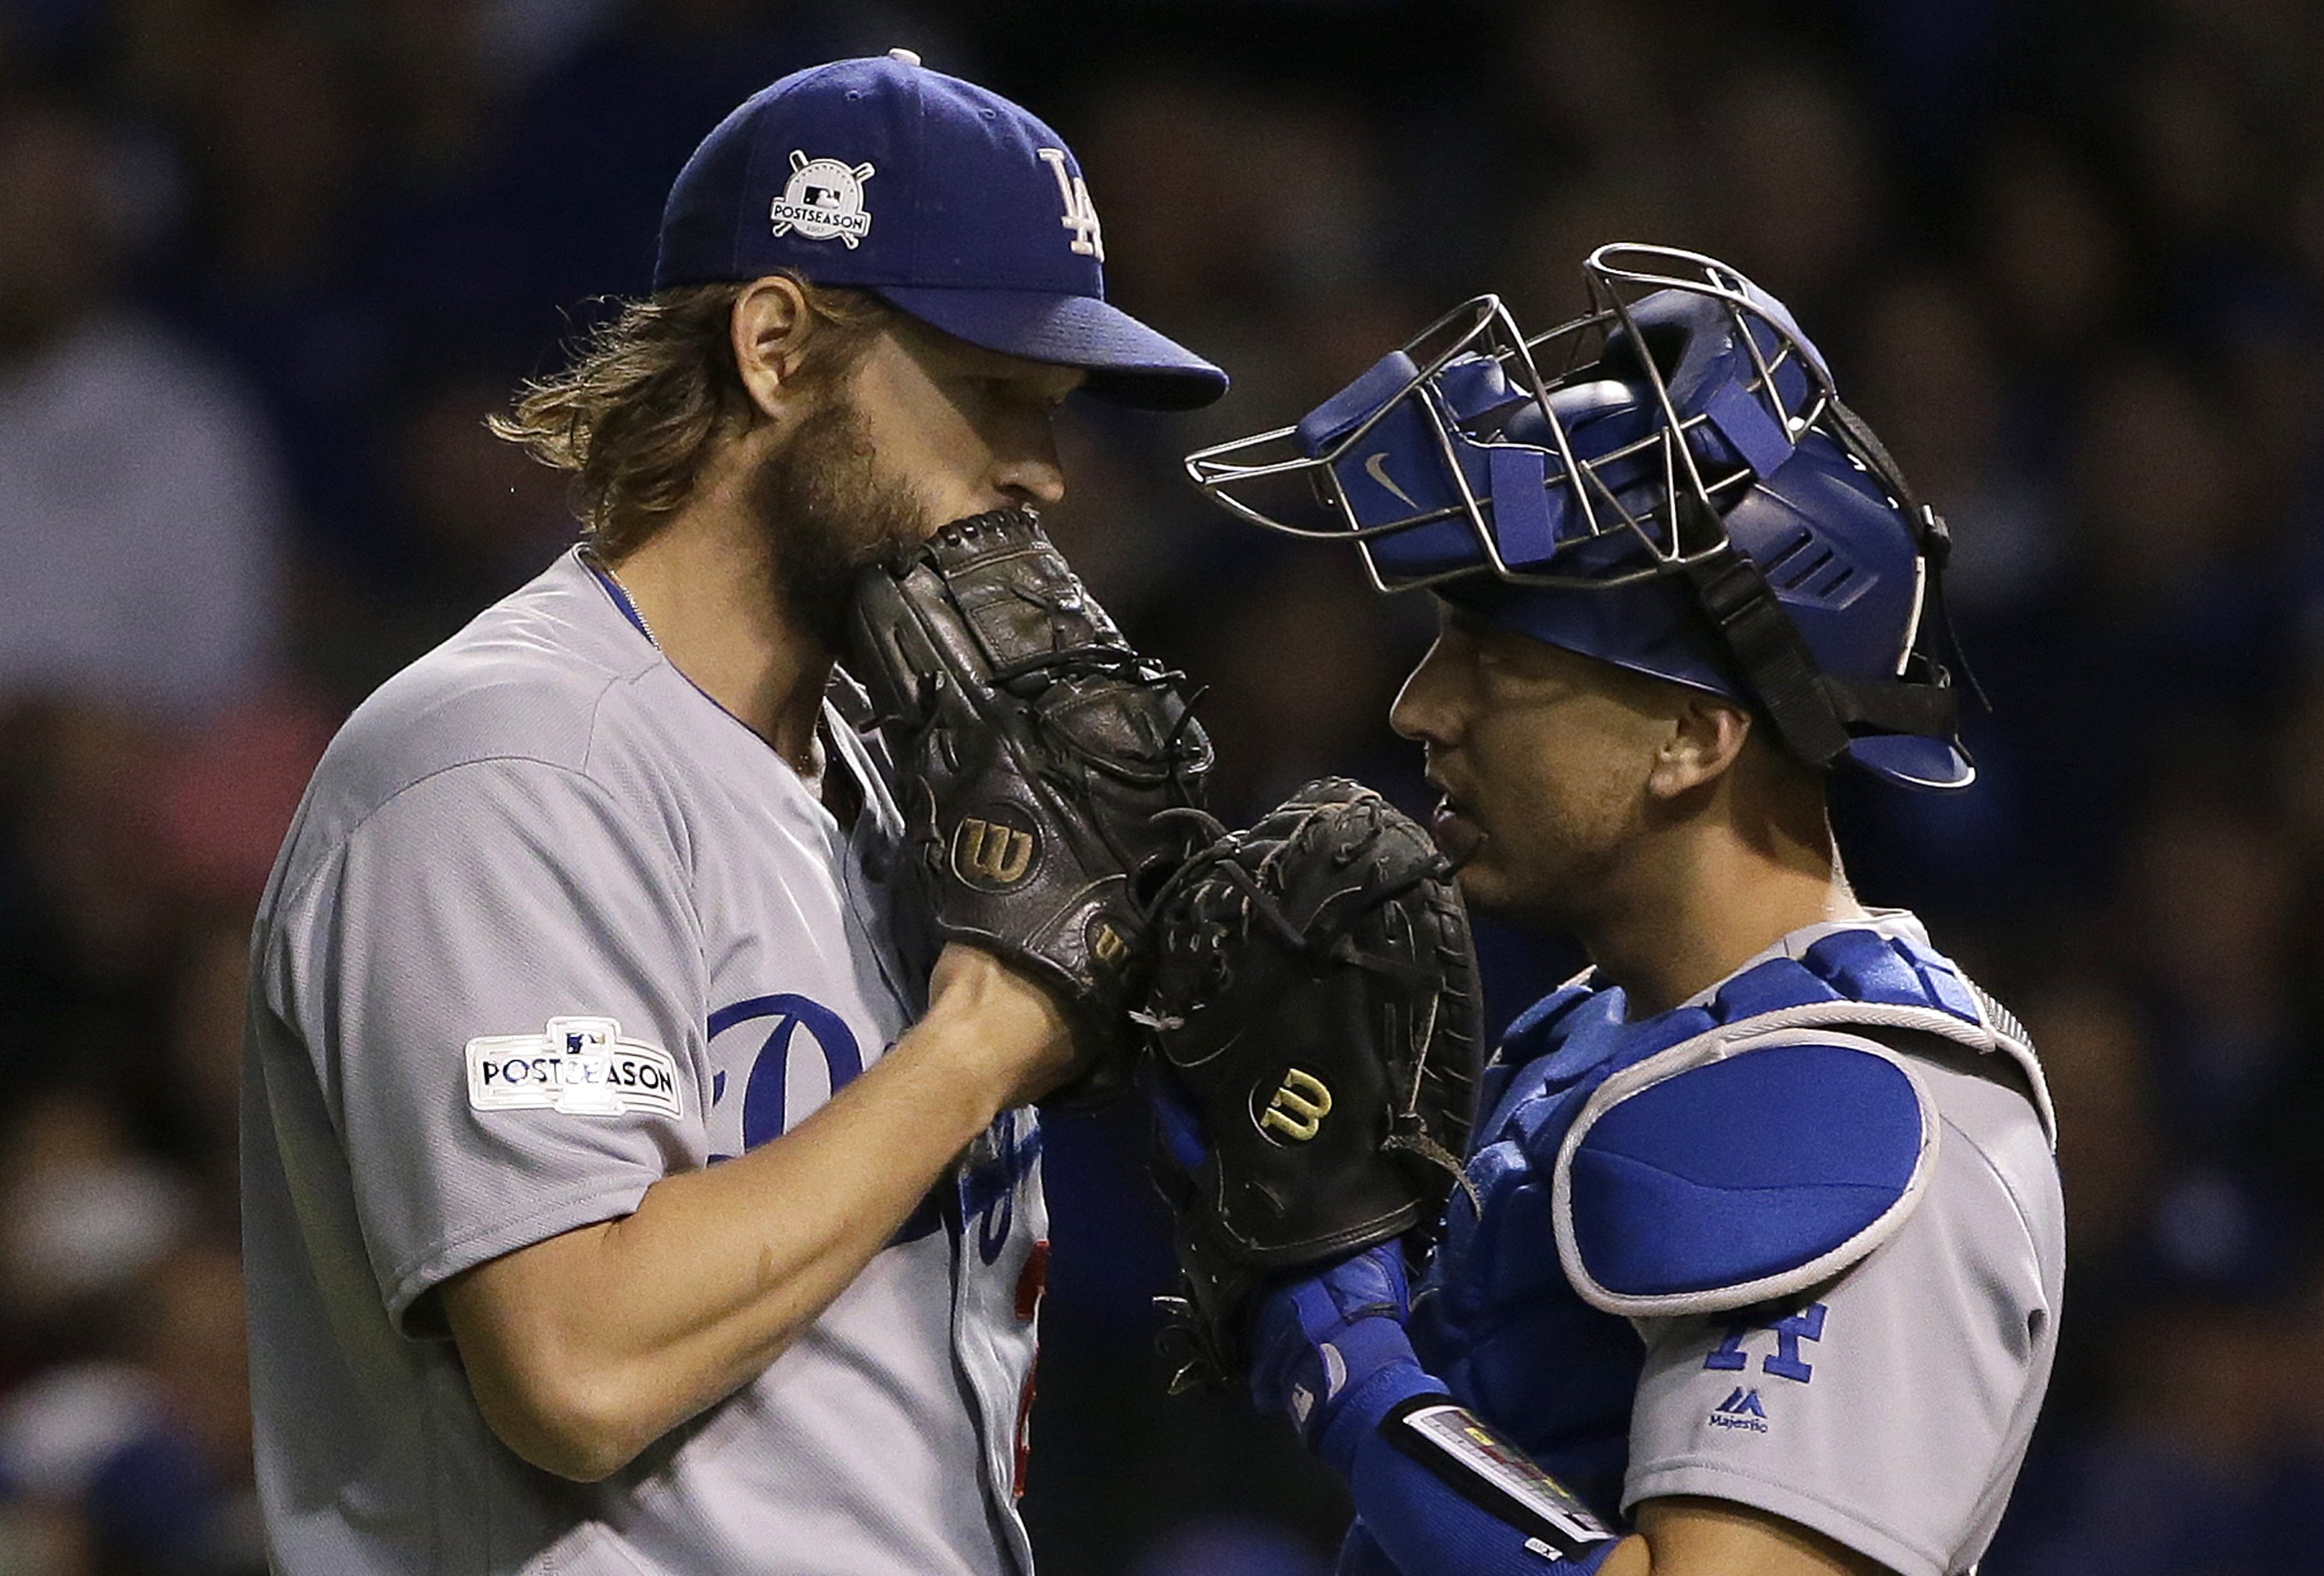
[{"xmin": 1, "ymin": 0, "xmax": 2321, "ymax": 1571}]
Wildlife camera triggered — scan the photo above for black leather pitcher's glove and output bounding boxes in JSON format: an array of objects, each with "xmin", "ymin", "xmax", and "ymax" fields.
[{"xmin": 846, "ymin": 506, "xmax": 1212, "ymax": 1106}]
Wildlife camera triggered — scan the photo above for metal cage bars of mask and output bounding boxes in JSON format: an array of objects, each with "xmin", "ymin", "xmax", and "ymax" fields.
[
  {"xmin": 1183, "ymin": 242, "xmax": 1980, "ymax": 783},
  {"xmin": 1182, "ymin": 243, "xmax": 1841, "ymax": 599},
  {"xmin": 1180, "ymin": 293, "xmax": 1534, "ymax": 581},
  {"xmin": 1581, "ymin": 243, "xmax": 1837, "ymax": 562}
]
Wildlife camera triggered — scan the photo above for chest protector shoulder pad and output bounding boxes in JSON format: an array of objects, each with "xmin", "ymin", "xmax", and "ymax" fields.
[{"xmin": 1548, "ymin": 928, "xmax": 2048, "ymax": 1320}]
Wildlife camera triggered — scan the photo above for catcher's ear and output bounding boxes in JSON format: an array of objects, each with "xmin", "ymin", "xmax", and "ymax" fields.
[
  {"xmin": 1645, "ymin": 693, "xmax": 1752, "ymax": 802},
  {"xmin": 730, "ymin": 276, "xmax": 818, "ymax": 420}
]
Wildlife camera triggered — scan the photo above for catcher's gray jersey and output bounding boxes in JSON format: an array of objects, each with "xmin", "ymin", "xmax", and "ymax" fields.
[
  {"xmin": 241, "ymin": 549, "xmax": 1048, "ymax": 1576},
  {"xmin": 1620, "ymin": 917, "xmax": 2066, "ymax": 1576}
]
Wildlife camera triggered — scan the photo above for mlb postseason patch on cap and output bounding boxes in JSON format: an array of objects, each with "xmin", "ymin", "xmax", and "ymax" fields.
[
  {"xmin": 466, "ymin": 1017, "xmax": 683, "ymax": 1119},
  {"xmin": 772, "ymin": 151, "xmax": 876, "ymax": 248}
]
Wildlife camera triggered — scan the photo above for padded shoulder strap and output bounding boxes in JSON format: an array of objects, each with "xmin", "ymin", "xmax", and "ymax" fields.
[
  {"xmin": 1711, "ymin": 926, "xmax": 2056, "ymax": 1147},
  {"xmin": 1551, "ymin": 1024, "xmax": 1939, "ymax": 1319}
]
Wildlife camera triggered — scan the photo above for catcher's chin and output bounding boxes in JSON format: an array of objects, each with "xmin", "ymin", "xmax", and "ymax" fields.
[{"xmin": 1432, "ymin": 804, "xmax": 1528, "ymax": 917}]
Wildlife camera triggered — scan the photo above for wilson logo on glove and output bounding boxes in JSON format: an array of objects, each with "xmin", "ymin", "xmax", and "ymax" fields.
[
  {"xmin": 845, "ymin": 506, "xmax": 1215, "ymax": 1110},
  {"xmin": 1088, "ymin": 919, "xmax": 1131, "ymax": 967},
  {"xmin": 951, "ymin": 813, "xmax": 1039, "ymax": 889},
  {"xmin": 1258, "ymin": 1068, "xmax": 1334, "ymax": 1142}
]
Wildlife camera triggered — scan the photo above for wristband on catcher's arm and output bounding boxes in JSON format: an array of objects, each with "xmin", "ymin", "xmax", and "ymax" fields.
[
  {"xmin": 1326, "ymin": 1376, "xmax": 1620, "ymax": 1576},
  {"xmin": 1248, "ymin": 1249, "xmax": 1620, "ymax": 1575},
  {"xmin": 1374, "ymin": 1397, "xmax": 1619, "ymax": 1567}
]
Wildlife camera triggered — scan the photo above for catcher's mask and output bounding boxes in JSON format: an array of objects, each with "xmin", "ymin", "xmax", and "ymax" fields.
[{"xmin": 1185, "ymin": 243, "xmax": 1977, "ymax": 790}]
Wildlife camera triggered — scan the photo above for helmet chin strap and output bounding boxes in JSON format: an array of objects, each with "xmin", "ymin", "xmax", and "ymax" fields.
[
  {"xmin": 1669, "ymin": 389, "xmax": 1985, "ymax": 774},
  {"xmin": 1680, "ymin": 525, "xmax": 1851, "ymax": 769},
  {"xmin": 1677, "ymin": 491, "xmax": 1962, "ymax": 772}
]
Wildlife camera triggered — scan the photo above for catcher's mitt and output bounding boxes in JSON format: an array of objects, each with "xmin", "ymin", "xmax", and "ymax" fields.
[
  {"xmin": 844, "ymin": 507, "xmax": 1212, "ymax": 1105},
  {"xmin": 1141, "ymin": 777, "xmax": 1481, "ymax": 1390}
]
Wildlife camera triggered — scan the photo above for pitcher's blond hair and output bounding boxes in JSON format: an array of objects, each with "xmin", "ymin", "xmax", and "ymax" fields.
[{"xmin": 490, "ymin": 274, "xmax": 892, "ymax": 557}]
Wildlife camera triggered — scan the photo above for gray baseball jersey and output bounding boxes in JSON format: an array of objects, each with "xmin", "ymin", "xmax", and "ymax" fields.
[
  {"xmin": 241, "ymin": 549, "xmax": 1048, "ymax": 1576},
  {"xmin": 1620, "ymin": 916, "xmax": 2065, "ymax": 1576}
]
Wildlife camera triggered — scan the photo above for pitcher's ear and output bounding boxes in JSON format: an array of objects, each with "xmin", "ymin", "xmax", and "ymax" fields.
[{"xmin": 730, "ymin": 275, "xmax": 816, "ymax": 419}]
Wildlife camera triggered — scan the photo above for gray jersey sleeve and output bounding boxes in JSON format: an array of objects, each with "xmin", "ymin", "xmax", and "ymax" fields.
[
  {"xmin": 264, "ymin": 757, "xmax": 707, "ymax": 1333},
  {"xmin": 1620, "ymin": 1063, "xmax": 2061, "ymax": 1576}
]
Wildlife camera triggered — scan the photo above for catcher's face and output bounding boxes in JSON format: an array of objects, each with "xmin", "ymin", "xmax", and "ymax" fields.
[{"xmin": 1390, "ymin": 604, "xmax": 1712, "ymax": 930}]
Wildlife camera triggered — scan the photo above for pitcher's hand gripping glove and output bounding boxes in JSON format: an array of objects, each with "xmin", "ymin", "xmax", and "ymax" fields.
[
  {"xmin": 1141, "ymin": 777, "xmax": 1480, "ymax": 1387},
  {"xmin": 846, "ymin": 507, "xmax": 1213, "ymax": 1106}
]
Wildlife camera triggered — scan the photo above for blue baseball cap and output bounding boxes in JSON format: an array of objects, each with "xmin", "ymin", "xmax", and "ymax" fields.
[{"xmin": 655, "ymin": 50, "xmax": 1227, "ymax": 411}]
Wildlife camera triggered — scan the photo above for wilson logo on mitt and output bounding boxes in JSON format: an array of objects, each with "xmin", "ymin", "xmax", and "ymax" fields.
[
  {"xmin": 1258, "ymin": 1068, "xmax": 1333, "ymax": 1142},
  {"xmin": 1140, "ymin": 777, "xmax": 1480, "ymax": 1389},
  {"xmin": 951, "ymin": 812, "xmax": 1041, "ymax": 890},
  {"xmin": 1087, "ymin": 917, "xmax": 1132, "ymax": 967}
]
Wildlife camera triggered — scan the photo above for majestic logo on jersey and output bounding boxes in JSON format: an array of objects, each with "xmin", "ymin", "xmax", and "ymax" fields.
[
  {"xmin": 1037, "ymin": 147, "xmax": 1104, "ymax": 261},
  {"xmin": 1709, "ymin": 1387, "xmax": 1769, "ymax": 1433},
  {"xmin": 952, "ymin": 810, "xmax": 1039, "ymax": 890},
  {"xmin": 466, "ymin": 1017, "xmax": 682, "ymax": 1118},
  {"xmin": 1258, "ymin": 1067, "xmax": 1333, "ymax": 1141},
  {"xmin": 771, "ymin": 151, "xmax": 875, "ymax": 248},
  {"xmin": 1703, "ymin": 1301, "xmax": 1828, "ymax": 1384}
]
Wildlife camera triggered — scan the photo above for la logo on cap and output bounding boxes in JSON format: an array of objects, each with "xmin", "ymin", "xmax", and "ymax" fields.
[
  {"xmin": 1036, "ymin": 148, "xmax": 1104, "ymax": 262},
  {"xmin": 772, "ymin": 150, "xmax": 875, "ymax": 248}
]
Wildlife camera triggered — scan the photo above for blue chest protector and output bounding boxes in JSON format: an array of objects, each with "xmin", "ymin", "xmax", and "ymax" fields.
[{"xmin": 1403, "ymin": 924, "xmax": 2049, "ymax": 1522}]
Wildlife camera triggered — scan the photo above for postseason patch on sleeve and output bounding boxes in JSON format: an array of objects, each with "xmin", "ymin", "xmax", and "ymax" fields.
[
  {"xmin": 1382, "ymin": 1397, "xmax": 1615, "ymax": 1560},
  {"xmin": 466, "ymin": 1017, "xmax": 684, "ymax": 1119}
]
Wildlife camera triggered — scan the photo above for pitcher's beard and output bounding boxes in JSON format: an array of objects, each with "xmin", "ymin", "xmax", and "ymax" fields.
[{"xmin": 751, "ymin": 394, "xmax": 929, "ymax": 653}]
